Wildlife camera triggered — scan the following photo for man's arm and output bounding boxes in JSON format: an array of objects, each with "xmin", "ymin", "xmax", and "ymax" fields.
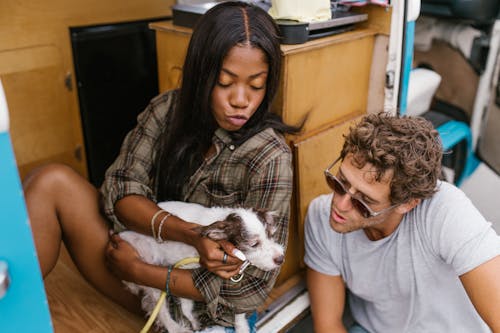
[
  {"xmin": 460, "ymin": 255, "xmax": 500, "ymax": 332},
  {"xmin": 307, "ymin": 267, "xmax": 348, "ymax": 333}
]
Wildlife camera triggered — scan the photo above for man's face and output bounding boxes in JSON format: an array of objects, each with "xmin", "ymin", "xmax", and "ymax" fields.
[{"xmin": 328, "ymin": 154, "xmax": 399, "ymax": 239}]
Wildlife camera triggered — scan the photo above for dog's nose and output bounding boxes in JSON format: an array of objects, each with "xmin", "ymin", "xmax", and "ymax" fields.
[{"xmin": 274, "ymin": 255, "xmax": 284, "ymax": 265}]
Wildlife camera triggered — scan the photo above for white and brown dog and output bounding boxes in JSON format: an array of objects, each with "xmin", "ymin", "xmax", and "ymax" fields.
[{"xmin": 119, "ymin": 201, "xmax": 285, "ymax": 333}]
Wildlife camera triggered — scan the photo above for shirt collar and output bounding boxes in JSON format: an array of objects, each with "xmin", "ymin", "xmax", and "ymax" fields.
[{"xmin": 214, "ymin": 128, "xmax": 234, "ymax": 146}]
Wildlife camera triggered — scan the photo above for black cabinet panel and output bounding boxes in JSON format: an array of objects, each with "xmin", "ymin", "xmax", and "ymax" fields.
[{"xmin": 71, "ymin": 18, "xmax": 168, "ymax": 186}]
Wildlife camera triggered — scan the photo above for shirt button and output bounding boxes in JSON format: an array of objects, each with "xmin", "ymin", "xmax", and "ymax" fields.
[{"xmin": 229, "ymin": 144, "xmax": 235, "ymax": 151}]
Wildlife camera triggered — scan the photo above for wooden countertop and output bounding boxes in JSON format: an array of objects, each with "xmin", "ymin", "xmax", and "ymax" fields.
[{"xmin": 149, "ymin": 20, "xmax": 378, "ymax": 55}]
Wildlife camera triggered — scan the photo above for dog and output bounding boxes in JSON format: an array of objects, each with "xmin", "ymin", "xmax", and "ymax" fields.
[{"xmin": 119, "ymin": 201, "xmax": 285, "ymax": 333}]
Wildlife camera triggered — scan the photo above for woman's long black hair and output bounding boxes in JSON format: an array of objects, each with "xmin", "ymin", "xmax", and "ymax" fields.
[{"xmin": 157, "ymin": 1, "xmax": 302, "ymax": 201}]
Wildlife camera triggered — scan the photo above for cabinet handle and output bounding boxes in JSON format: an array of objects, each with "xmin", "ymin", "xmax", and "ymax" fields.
[{"xmin": 65, "ymin": 72, "xmax": 73, "ymax": 91}]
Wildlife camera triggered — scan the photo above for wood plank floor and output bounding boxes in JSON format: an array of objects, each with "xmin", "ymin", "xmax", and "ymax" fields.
[
  {"xmin": 44, "ymin": 246, "xmax": 147, "ymax": 333},
  {"xmin": 44, "ymin": 247, "xmax": 304, "ymax": 333}
]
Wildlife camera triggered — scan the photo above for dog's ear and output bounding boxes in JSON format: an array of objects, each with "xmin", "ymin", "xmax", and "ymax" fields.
[
  {"xmin": 255, "ymin": 209, "xmax": 276, "ymax": 225},
  {"xmin": 199, "ymin": 213, "xmax": 244, "ymax": 241},
  {"xmin": 255, "ymin": 209, "xmax": 278, "ymax": 236},
  {"xmin": 198, "ymin": 220, "xmax": 230, "ymax": 240}
]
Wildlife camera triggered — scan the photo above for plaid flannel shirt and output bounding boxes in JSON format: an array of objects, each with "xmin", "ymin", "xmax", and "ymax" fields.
[{"xmin": 100, "ymin": 90, "xmax": 293, "ymax": 327}]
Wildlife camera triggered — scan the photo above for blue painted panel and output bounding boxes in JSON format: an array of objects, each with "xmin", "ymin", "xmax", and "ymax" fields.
[
  {"xmin": 437, "ymin": 120, "xmax": 480, "ymax": 185},
  {"xmin": 0, "ymin": 131, "xmax": 53, "ymax": 332},
  {"xmin": 399, "ymin": 21, "xmax": 415, "ymax": 114}
]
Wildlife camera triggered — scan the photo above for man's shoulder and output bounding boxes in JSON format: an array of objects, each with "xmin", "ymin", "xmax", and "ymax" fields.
[
  {"xmin": 306, "ymin": 193, "xmax": 333, "ymax": 228},
  {"xmin": 411, "ymin": 180, "xmax": 492, "ymax": 251},
  {"xmin": 419, "ymin": 181, "xmax": 470, "ymax": 212},
  {"xmin": 309, "ymin": 193, "xmax": 333, "ymax": 212}
]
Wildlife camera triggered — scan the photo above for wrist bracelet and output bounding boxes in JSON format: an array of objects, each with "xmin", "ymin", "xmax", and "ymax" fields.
[
  {"xmin": 156, "ymin": 213, "xmax": 171, "ymax": 243},
  {"xmin": 165, "ymin": 265, "xmax": 173, "ymax": 297},
  {"xmin": 150, "ymin": 209, "xmax": 165, "ymax": 239}
]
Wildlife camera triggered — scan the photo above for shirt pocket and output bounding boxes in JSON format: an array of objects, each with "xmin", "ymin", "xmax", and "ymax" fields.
[{"xmin": 201, "ymin": 183, "xmax": 243, "ymax": 207}]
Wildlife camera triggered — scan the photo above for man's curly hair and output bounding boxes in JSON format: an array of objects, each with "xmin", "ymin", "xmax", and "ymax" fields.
[{"xmin": 340, "ymin": 113, "xmax": 443, "ymax": 204}]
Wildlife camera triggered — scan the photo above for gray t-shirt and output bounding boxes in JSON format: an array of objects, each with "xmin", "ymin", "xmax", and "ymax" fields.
[{"xmin": 304, "ymin": 181, "xmax": 500, "ymax": 333}]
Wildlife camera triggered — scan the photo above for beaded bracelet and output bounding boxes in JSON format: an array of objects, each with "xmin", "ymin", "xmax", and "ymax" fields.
[
  {"xmin": 165, "ymin": 265, "xmax": 173, "ymax": 297},
  {"xmin": 156, "ymin": 212, "xmax": 171, "ymax": 243},
  {"xmin": 150, "ymin": 209, "xmax": 165, "ymax": 239}
]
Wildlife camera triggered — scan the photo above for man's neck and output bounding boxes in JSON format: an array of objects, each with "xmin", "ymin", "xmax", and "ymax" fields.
[{"xmin": 363, "ymin": 213, "xmax": 405, "ymax": 241}]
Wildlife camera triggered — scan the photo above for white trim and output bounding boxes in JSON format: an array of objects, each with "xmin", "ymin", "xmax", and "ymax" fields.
[
  {"xmin": 407, "ymin": 0, "xmax": 420, "ymax": 22},
  {"xmin": 384, "ymin": 0, "xmax": 405, "ymax": 114},
  {"xmin": 257, "ymin": 291, "xmax": 310, "ymax": 333},
  {"xmin": 0, "ymin": 80, "xmax": 9, "ymax": 133},
  {"xmin": 470, "ymin": 20, "xmax": 500, "ymax": 150}
]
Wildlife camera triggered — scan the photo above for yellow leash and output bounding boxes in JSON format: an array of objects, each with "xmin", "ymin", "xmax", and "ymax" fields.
[{"xmin": 140, "ymin": 257, "xmax": 200, "ymax": 333}]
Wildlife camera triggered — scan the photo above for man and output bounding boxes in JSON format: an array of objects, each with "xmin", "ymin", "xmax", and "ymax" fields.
[{"xmin": 304, "ymin": 113, "xmax": 500, "ymax": 333}]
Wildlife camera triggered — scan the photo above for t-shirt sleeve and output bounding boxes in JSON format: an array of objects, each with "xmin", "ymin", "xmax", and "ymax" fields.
[
  {"xmin": 304, "ymin": 193, "xmax": 342, "ymax": 276},
  {"xmin": 423, "ymin": 183, "xmax": 500, "ymax": 276}
]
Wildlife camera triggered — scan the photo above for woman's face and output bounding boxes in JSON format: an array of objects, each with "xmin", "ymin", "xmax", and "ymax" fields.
[{"xmin": 211, "ymin": 45, "xmax": 269, "ymax": 131}]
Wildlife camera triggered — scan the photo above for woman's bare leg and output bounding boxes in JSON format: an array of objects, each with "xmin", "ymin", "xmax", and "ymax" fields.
[{"xmin": 23, "ymin": 164, "xmax": 142, "ymax": 314}]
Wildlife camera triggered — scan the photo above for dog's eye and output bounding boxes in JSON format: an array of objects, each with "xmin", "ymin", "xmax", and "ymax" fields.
[{"xmin": 250, "ymin": 241, "xmax": 260, "ymax": 248}]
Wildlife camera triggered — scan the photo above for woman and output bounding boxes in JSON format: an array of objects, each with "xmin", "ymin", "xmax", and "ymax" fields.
[{"xmin": 24, "ymin": 1, "xmax": 300, "ymax": 330}]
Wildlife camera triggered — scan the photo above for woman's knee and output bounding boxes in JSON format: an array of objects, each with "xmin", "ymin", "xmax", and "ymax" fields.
[{"xmin": 23, "ymin": 163, "xmax": 85, "ymax": 194}]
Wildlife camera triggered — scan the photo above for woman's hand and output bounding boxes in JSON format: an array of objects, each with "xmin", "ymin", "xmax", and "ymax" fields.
[
  {"xmin": 195, "ymin": 237, "xmax": 243, "ymax": 279},
  {"xmin": 105, "ymin": 232, "xmax": 144, "ymax": 283}
]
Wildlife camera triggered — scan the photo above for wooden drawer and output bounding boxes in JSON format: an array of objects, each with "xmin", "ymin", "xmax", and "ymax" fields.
[{"xmin": 278, "ymin": 30, "xmax": 375, "ymax": 133}]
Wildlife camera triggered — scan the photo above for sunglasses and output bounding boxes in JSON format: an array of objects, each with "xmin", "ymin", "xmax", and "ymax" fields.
[{"xmin": 324, "ymin": 158, "xmax": 398, "ymax": 218}]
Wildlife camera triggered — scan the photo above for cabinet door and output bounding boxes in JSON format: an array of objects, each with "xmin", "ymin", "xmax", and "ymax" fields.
[
  {"xmin": 292, "ymin": 116, "xmax": 363, "ymax": 261},
  {"xmin": 0, "ymin": 46, "xmax": 86, "ymax": 180},
  {"xmin": 156, "ymin": 28, "xmax": 190, "ymax": 93},
  {"xmin": 279, "ymin": 32, "xmax": 375, "ymax": 133}
]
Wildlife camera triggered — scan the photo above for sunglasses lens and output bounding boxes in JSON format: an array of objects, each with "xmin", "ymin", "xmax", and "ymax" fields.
[
  {"xmin": 326, "ymin": 174, "xmax": 372, "ymax": 218},
  {"xmin": 351, "ymin": 198, "xmax": 371, "ymax": 218},
  {"xmin": 326, "ymin": 174, "xmax": 346, "ymax": 195}
]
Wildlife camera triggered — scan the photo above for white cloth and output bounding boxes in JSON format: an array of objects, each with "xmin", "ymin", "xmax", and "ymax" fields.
[
  {"xmin": 304, "ymin": 181, "xmax": 500, "ymax": 333},
  {"xmin": 406, "ymin": 68, "xmax": 442, "ymax": 117},
  {"xmin": 268, "ymin": 0, "xmax": 331, "ymax": 22}
]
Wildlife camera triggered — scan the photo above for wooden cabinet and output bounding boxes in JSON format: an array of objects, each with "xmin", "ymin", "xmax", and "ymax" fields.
[
  {"xmin": 292, "ymin": 116, "xmax": 364, "ymax": 258},
  {"xmin": 150, "ymin": 11, "xmax": 388, "ymax": 300},
  {"xmin": 0, "ymin": 2, "xmax": 173, "ymax": 330},
  {"xmin": 0, "ymin": 46, "xmax": 82, "ymax": 178},
  {"xmin": 0, "ymin": 0, "xmax": 174, "ymax": 179},
  {"xmin": 276, "ymin": 30, "xmax": 376, "ymax": 132}
]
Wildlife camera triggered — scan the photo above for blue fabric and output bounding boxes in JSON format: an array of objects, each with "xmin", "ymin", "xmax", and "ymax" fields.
[
  {"xmin": 349, "ymin": 323, "xmax": 370, "ymax": 333},
  {"xmin": 224, "ymin": 311, "xmax": 257, "ymax": 333}
]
